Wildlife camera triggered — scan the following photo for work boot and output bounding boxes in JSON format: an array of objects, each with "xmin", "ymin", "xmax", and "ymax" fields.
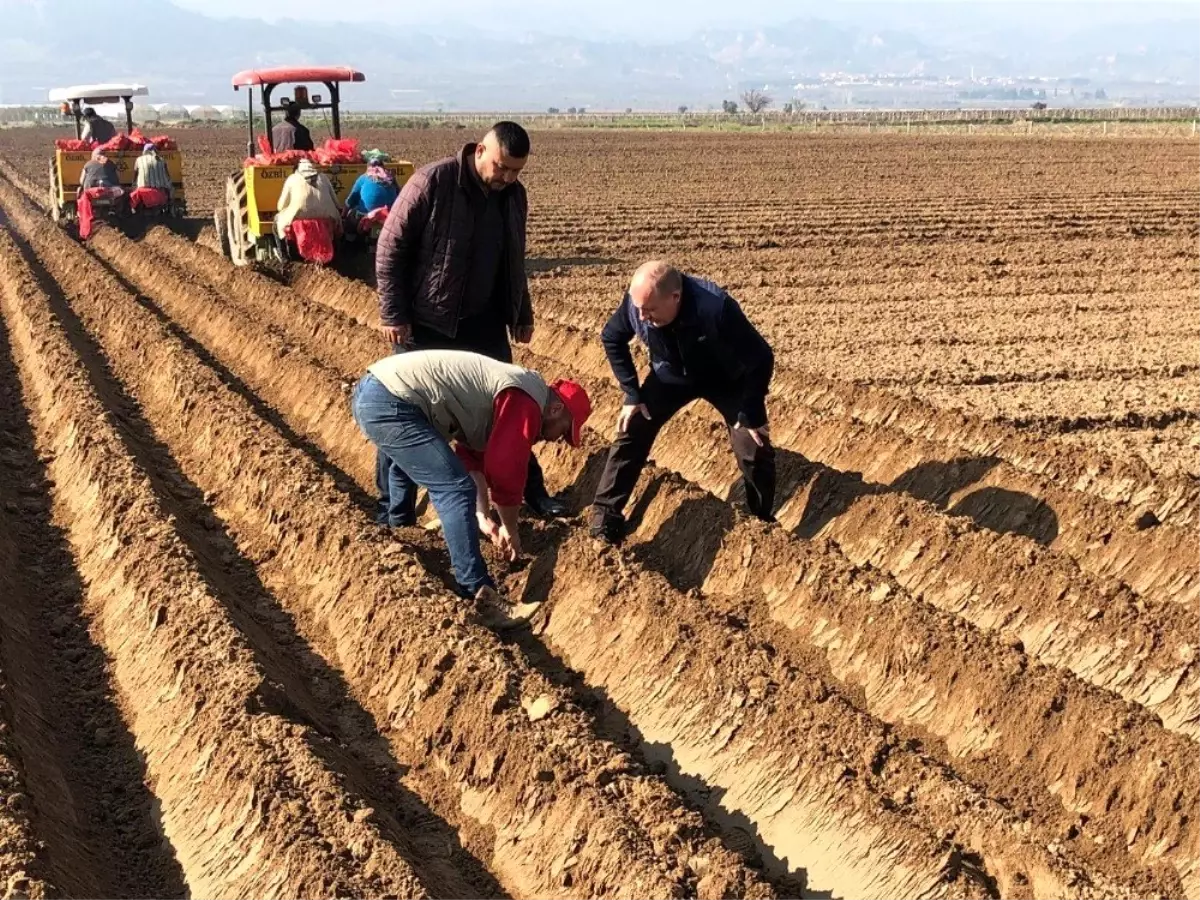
[
  {"xmin": 589, "ymin": 509, "xmax": 626, "ymax": 546},
  {"xmin": 525, "ymin": 489, "xmax": 571, "ymax": 519},
  {"xmin": 474, "ymin": 585, "xmax": 543, "ymax": 631}
]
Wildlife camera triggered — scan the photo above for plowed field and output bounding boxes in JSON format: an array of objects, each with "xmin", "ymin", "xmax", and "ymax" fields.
[{"xmin": 0, "ymin": 125, "xmax": 1195, "ymax": 899}]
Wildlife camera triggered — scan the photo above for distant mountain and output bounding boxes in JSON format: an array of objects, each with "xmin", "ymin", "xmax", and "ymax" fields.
[{"xmin": 0, "ymin": 0, "xmax": 1195, "ymax": 109}]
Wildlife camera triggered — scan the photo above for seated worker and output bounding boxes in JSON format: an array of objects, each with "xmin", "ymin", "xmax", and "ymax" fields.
[
  {"xmin": 130, "ymin": 143, "xmax": 173, "ymax": 210},
  {"xmin": 351, "ymin": 349, "xmax": 591, "ymax": 621},
  {"xmin": 271, "ymin": 101, "xmax": 314, "ymax": 152},
  {"xmin": 80, "ymin": 107, "xmax": 116, "ymax": 145},
  {"xmin": 76, "ymin": 148, "xmax": 126, "ymax": 239},
  {"xmin": 79, "ymin": 147, "xmax": 121, "ymax": 190},
  {"xmin": 274, "ymin": 159, "xmax": 343, "ymax": 262},
  {"xmin": 344, "ymin": 162, "xmax": 399, "ymax": 234}
]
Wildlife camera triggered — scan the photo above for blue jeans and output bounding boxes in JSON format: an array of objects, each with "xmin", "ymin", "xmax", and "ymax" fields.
[{"xmin": 351, "ymin": 373, "xmax": 492, "ymax": 597}]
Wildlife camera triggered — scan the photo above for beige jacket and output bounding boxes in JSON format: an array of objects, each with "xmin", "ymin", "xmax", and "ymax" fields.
[{"xmin": 274, "ymin": 169, "xmax": 341, "ymax": 235}]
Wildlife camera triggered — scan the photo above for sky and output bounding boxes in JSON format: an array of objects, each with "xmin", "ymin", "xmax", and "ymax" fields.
[{"xmin": 169, "ymin": 0, "xmax": 1200, "ymax": 34}]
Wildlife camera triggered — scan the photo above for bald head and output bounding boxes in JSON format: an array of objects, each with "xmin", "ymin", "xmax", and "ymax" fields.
[{"xmin": 629, "ymin": 261, "xmax": 683, "ymax": 327}]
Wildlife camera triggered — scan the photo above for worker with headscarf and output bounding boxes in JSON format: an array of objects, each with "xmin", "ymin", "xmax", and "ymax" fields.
[
  {"xmin": 275, "ymin": 159, "xmax": 342, "ymax": 262},
  {"xmin": 76, "ymin": 147, "xmax": 125, "ymax": 238},
  {"xmin": 79, "ymin": 147, "xmax": 121, "ymax": 191},
  {"xmin": 132, "ymin": 142, "xmax": 173, "ymax": 209},
  {"xmin": 344, "ymin": 161, "xmax": 400, "ymax": 235}
]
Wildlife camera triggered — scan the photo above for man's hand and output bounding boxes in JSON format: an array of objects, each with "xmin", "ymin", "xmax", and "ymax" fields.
[
  {"xmin": 735, "ymin": 422, "xmax": 771, "ymax": 448},
  {"xmin": 478, "ymin": 510, "xmax": 519, "ymax": 560},
  {"xmin": 478, "ymin": 510, "xmax": 500, "ymax": 540},
  {"xmin": 617, "ymin": 403, "xmax": 651, "ymax": 435},
  {"xmin": 512, "ymin": 325, "xmax": 534, "ymax": 344},
  {"xmin": 496, "ymin": 523, "xmax": 521, "ymax": 562},
  {"xmin": 381, "ymin": 323, "xmax": 412, "ymax": 348},
  {"xmin": 494, "ymin": 504, "xmax": 523, "ymax": 562}
]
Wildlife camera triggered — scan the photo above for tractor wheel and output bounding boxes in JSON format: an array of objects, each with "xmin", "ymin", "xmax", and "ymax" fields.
[
  {"xmin": 213, "ymin": 206, "xmax": 231, "ymax": 259},
  {"xmin": 48, "ymin": 160, "xmax": 62, "ymax": 225},
  {"xmin": 224, "ymin": 172, "xmax": 251, "ymax": 266}
]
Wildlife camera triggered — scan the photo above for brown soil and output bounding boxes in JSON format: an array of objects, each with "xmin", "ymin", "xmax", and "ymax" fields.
[{"xmin": 0, "ymin": 126, "xmax": 1195, "ymax": 899}]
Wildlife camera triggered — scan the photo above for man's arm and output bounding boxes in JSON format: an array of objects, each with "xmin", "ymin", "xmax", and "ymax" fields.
[
  {"xmin": 720, "ymin": 295, "xmax": 774, "ymax": 428},
  {"xmin": 600, "ymin": 294, "xmax": 641, "ymax": 404},
  {"xmin": 375, "ymin": 169, "xmax": 433, "ymax": 329},
  {"xmin": 455, "ymin": 389, "xmax": 542, "ymax": 558}
]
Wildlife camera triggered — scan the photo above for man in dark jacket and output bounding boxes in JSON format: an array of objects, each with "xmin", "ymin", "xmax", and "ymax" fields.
[
  {"xmin": 80, "ymin": 107, "xmax": 116, "ymax": 145},
  {"xmin": 590, "ymin": 261, "xmax": 776, "ymax": 544},
  {"xmin": 374, "ymin": 120, "xmax": 569, "ymax": 524},
  {"xmin": 272, "ymin": 102, "xmax": 314, "ymax": 152}
]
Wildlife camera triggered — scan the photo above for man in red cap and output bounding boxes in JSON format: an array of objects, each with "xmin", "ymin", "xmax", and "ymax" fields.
[{"xmin": 352, "ymin": 349, "xmax": 591, "ymax": 619}]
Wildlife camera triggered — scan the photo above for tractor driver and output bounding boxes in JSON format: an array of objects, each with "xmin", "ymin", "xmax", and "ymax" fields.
[
  {"xmin": 272, "ymin": 101, "xmax": 314, "ymax": 152},
  {"xmin": 80, "ymin": 107, "xmax": 116, "ymax": 145}
]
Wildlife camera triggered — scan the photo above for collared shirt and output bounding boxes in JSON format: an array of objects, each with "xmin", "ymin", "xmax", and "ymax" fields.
[
  {"xmin": 454, "ymin": 387, "xmax": 541, "ymax": 506},
  {"xmin": 458, "ymin": 156, "xmax": 507, "ymax": 321}
]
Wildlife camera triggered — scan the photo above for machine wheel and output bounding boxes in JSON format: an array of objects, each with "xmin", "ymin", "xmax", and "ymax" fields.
[
  {"xmin": 213, "ymin": 206, "xmax": 231, "ymax": 259},
  {"xmin": 48, "ymin": 160, "xmax": 62, "ymax": 224},
  {"xmin": 224, "ymin": 172, "xmax": 251, "ymax": 266}
]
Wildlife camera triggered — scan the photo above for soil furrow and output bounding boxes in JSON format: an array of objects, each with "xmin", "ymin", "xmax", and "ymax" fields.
[
  {"xmin": 144, "ymin": 228, "xmax": 381, "ymax": 375},
  {"xmin": 549, "ymin": 425, "xmax": 1197, "ymax": 891},
  {"xmin": 84, "ymin": 228, "xmax": 377, "ymax": 491},
  {"xmin": 4, "ymin": 219, "xmax": 498, "ymax": 900},
  {"xmin": 513, "ymin": 529, "xmax": 1180, "ymax": 899},
  {"xmin": 519, "ymin": 344, "xmax": 1200, "ymax": 740},
  {"xmin": 525, "ymin": 323, "xmax": 1200, "ymax": 594},
  {"xmin": 119, "ymin": 180, "xmax": 1190, "ymax": 897},
  {"xmin": 0, "ymin": 315, "xmax": 62, "ymax": 900},
  {"xmin": 0, "ymin": 177, "xmax": 773, "ymax": 900},
  {"xmin": 218, "ymin": 259, "xmax": 1200, "ymax": 741},
  {"xmin": 0, "ymin": 208, "xmax": 437, "ymax": 899}
]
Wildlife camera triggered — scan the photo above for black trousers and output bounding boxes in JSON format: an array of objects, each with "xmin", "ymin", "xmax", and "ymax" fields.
[
  {"xmin": 592, "ymin": 372, "xmax": 776, "ymax": 522},
  {"xmin": 387, "ymin": 314, "xmax": 551, "ymax": 506}
]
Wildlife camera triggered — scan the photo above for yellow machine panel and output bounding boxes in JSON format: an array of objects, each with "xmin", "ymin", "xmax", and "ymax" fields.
[
  {"xmin": 54, "ymin": 149, "xmax": 186, "ymax": 203},
  {"xmin": 244, "ymin": 161, "xmax": 413, "ymax": 237}
]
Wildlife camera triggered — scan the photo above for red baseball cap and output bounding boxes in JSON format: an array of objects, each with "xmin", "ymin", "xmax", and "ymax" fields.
[{"xmin": 550, "ymin": 379, "xmax": 591, "ymax": 446}]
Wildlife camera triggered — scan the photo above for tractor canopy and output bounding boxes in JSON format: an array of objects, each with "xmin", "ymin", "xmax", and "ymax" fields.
[
  {"xmin": 230, "ymin": 66, "xmax": 367, "ymax": 152},
  {"xmin": 49, "ymin": 83, "xmax": 150, "ymax": 105},
  {"xmin": 49, "ymin": 83, "xmax": 149, "ymax": 137},
  {"xmin": 231, "ymin": 67, "xmax": 365, "ymax": 88}
]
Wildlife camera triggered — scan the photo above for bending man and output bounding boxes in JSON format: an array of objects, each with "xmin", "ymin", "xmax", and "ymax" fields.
[
  {"xmin": 590, "ymin": 261, "xmax": 775, "ymax": 544},
  {"xmin": 352, "ymin": 349, "xmax": 591, "ymax": 612}
]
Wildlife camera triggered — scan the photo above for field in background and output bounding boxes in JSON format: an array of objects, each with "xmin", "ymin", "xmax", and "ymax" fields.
[{"xmin": 0, "ymin": 125, "xmax": 1196, "ymax": 899}]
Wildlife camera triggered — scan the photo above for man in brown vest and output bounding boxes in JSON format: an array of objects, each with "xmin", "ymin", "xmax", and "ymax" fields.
[
  {"xmin": 375, "ymin": 121, "xmax": 571, "ymax": 524},
  {"xmin": 351, "ymin": 349, "xmax": 592, "ymax": 617}
]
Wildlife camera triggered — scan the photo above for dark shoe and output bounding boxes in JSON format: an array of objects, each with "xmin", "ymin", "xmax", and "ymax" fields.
[
  {"xmin": 589, "ymin": 511, "xmax": 625, "ymax": 546},
  {"xmin": 525, "ymin": 491, "xmax": 570, "ymax": 519}
]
